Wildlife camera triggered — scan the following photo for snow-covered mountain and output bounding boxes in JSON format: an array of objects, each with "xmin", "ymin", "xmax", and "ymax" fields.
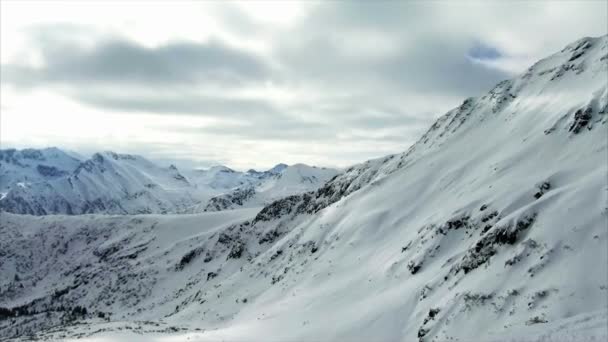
[
  {"xmin": 183, "ymin": 163, "xmax": 290, "ymax": 192},
  {"xmin": 0, "ymin": 35, "xmax": 607, "ymax": 341},
  {"xmin": 0, "ymin": 151, "xmax": 201, "ymax": 215},
  {"xmin": 0, "ymin": 147, "xmax": 81, "ymax": 195},
  {"xmin": 201, "ymin": 164, "xmax": 339, "ymax": 212},
  {"xmin": 185, "ymin": 165, "xmax": 254, "ymax": 190},
  {"xmin": 0, "ymin": 150, "xmax": 337, "ymax": 215}
]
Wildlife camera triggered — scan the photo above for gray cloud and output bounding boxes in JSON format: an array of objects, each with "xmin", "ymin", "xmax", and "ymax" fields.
[
  {"xmin": 167, "ymin": 100, "xmax": 432, "ymax": 145},
  {"xmin": 168, "ymin": 114, "xmax": 333, "ymax": 141},
  {"xmin": 377, "ymin": 43, "xmax": 509, "ymax": 96},
  {"xmin": 275, "ymin": 3, "xmax": 511, "ymax": 99},
  {"xmin": 75, "ymin": 92, "xmax": 281, "ymax": 119},
  {"xmin": 2, "ymin": 37, "xmax": 270, "ymax": 88}
]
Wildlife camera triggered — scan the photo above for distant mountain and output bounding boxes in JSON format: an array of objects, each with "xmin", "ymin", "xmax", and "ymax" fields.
[
  {"xmin": 266, "ymin": 163, "xmax": 288, "ymax": 174},
  {"xmin": 0, "ymin": 147, "xmax": 81, "ymax": 192},
  {"xmin": 201, "ymin": 164, "xmax": 339, "ymax": 212},
  {"xmin": 185, "ymin": 165, "xmax": 263, "ymax": 190},
  {"xmin": 0, "ymin": 150, "xmax": 339, "ymax": 215},
  {"xmin": 0, "ymin": 151, "xmax": 198, "ymax": 215}
]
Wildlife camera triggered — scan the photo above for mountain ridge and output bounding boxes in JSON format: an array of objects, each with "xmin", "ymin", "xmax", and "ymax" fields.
[{"xmin": 0, "ymin": 149, "xmax": 338, "ymax": 215}]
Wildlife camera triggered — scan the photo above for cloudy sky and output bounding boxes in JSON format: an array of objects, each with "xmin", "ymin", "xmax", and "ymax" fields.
[{"xmin": 1, "ymin": 1, "xmax": 606, "ymax": 170}]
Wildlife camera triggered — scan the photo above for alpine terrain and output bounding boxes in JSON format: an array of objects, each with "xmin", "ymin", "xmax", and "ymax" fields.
[
  {"xmin": 0, "ymin": 35, "xmax": 607, "ymax": 342},
  {"xmin": 0, "ymin": 151, "xmax": 337, "ymax": 215}
]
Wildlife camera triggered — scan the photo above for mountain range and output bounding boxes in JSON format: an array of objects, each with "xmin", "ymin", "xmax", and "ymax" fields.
[{"xmin": 0, "ymin": 149, "xmax": 338, "ymax": 215}]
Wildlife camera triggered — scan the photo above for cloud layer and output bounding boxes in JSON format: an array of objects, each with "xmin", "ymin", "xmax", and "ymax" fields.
[
  {"xmin": 4, "ymin": 38, "xmax": 270, "ymax": 87},
  {"xmin": 1, "ymin": 1, "xmax": 606, "ymax": 169}
]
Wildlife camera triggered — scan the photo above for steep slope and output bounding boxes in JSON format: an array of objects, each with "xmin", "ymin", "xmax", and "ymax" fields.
[
  {"xmin": 0, "ymin": 35, "xmax": 607, "ymax": 341},
  {"xmin": 176, "ymin": 35, "xmax": 607, "ymax": 341}
]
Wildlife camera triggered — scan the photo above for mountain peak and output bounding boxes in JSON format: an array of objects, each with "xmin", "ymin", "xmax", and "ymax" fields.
[
  {"xmin": 102, "ymin": 151, "xmax": 138, "ymax": 161},
  {"xmin": 208, "ymin": 165, "xmax": 235, "ymax": 173},
  {"xmin": 562, "ymin": 35, "xmax": 605, "ymax": 52},
  {"xmin": 267, "ymin": 163, "xmax": 288, "ymax": 174}
]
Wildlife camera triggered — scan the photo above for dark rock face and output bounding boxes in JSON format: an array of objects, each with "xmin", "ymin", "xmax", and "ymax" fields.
[
  {"xmin": 445, "ymin": 217, "xmax": 469, "ymax": 230},
  {"xmin": 486, "ymin": 80, "xmax": 517, "ymax": 113},
  {"xmin": 567, "ymin": 39, "xmax": 592, "ymax": 62},
  {"xmin": 75, "ymin": 157, "xmax": 106, "ymax": 174},
  {"xmin": 534, "ymin": 182, "xmax": 551, "ymax": 199},
  {"xmin": 0, "ymin": 149, "xmax": 27, "ymax": 166},
  {"xmin": 457, "ymin": 215, "xmax": 536, "ymax": 274},
  {"xmin": 481, "ymin": 211, "xmax": 498, "ymax": 223},
  {"xmin": 106, "ymin": 152, "xmax": 136, "ymax": 161},
  {"xmin": 0, "ymin": 195, "xmax": 51, "ymax": 215},
  {"xmin": 408, "ymin": 261, "xmax": 422, "ymax": 275},
  {"xmin": 36, "ymin": 164, "xmax": 68, "ymax": 178},
  {"xmin": 252, "ymin": 168, "xmax": 375, "ymax": 224},
  {"xmin": 204, "ymin": 187, "xmax": 256, "ymax": 212},
  {"xmin": 227, "ymin": 242, "xmax": 245, "ymax": 259},
  {"xmin": 259, "ymin": 229, "xmax": 281, "ymax": 245},
  {"xmin": 80, "ymin": 199, "xmax": 126, "ymax": 215},
  {"xmin": 569, "ymin": 108, "xmax": 593, "ymax": 133},
  {"xmin": 0, "ymin": 193, "xmax": 130, "ymax": 216},
  {"xmin": 173, "ymin": 173, "xmax": 188, "ymax": 183},
  {"xmin": 176, "ymin": 247, "xmax": 205, "ymax": 271},
  {"xmin": 417, "ymin": 327, "xmax": 429, "ymax": 341},
  {"xmin": 253, "ymin": 195, "xmax": 306, "ymax": 223},
  {"xmin": 18, "ymin": 149, "xmax": 45, "ymax": 161}
]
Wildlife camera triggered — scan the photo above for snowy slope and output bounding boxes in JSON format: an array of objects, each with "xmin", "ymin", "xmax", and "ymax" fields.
[
  {"xmin": 202, "ymin": 164, "xmax": 339, "ymax": 212},
  {"xmin": 184, "ymin": 163, "xmax": 289, "ymax": 192},
  {"xmin": 185, "ymin": 165, "xmax": 254, "ymax": 190},
  {"xmin": 0, "ymin": 148, "xmax": 81, "ymax": 195},
  {"xmin": 0, "ymin": 208, "xmax": 262, "ymax": 338},
  {"xmin": 0, "ymin": 35, "xmax": 607, "ymax": 341},
  {"xmin": 0, "ymin": 151, "xmax": 202, "ymax": 215}
]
